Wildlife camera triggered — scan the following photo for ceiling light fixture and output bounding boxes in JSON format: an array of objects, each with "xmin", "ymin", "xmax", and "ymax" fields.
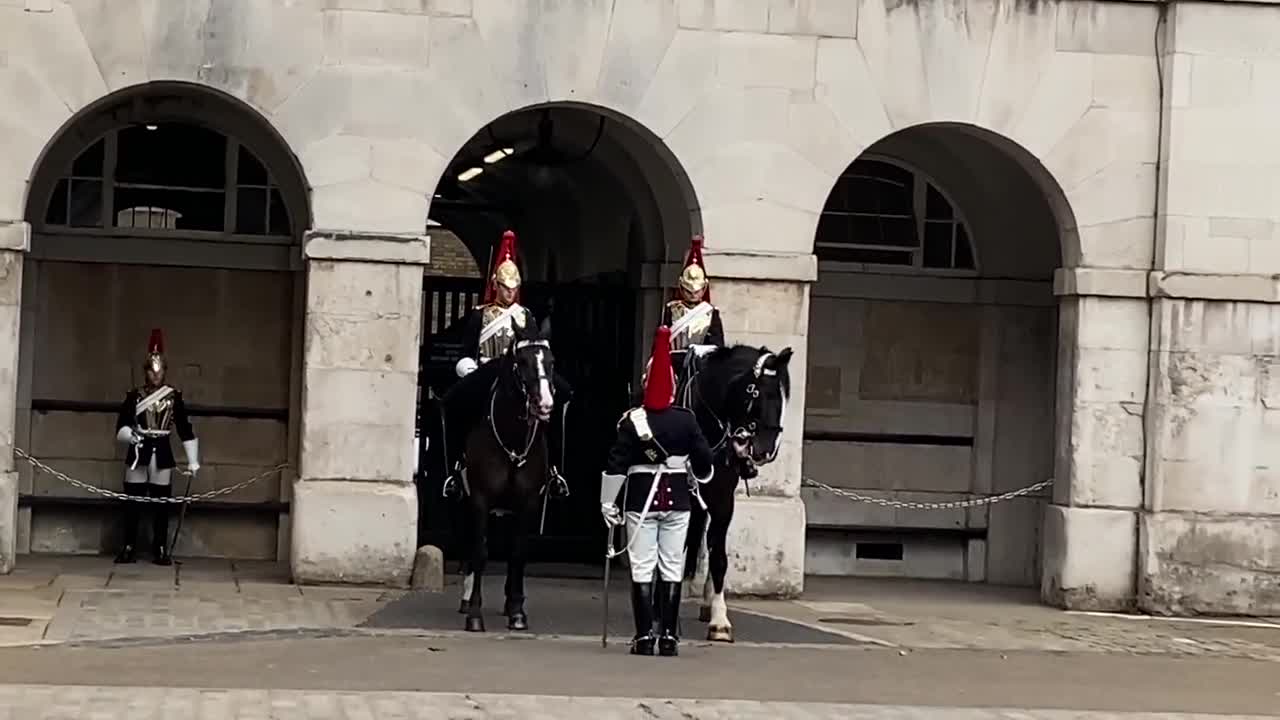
[{"xmin": 457, "ymin": 167, "xmax": 483, "ymax": 182}]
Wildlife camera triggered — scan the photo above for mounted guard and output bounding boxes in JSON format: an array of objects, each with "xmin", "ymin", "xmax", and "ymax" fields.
[
  {"xmin": 601, "ymin": 326, "xmax": 714, "ymax": 657},
  {"xmin": 661, "ymin": 234, "xmax": 724, "ymax": 389},
  {"xmin": 443, "ymin": 230, "xmax": 570, "ymax": 499},
  {"xmin": 113, "ymin": 328, "xmax": 199, "ymax": 566}
]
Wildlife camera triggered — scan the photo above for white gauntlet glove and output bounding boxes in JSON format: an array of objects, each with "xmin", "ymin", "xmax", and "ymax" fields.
[
  {"xmin": 116, "ymin": 426, "xmax": 142, "ymax": 446},
  {"xmin": 600, "ymin": 502, "xmax": 623, "ymax": 527},
  {"xmin": 183, "ymin": 439, "xmax": 200, "ymax": 474}
]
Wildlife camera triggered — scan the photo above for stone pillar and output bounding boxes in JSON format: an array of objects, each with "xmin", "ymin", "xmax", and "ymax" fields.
[
  {"xmin": 291, "ymin": 231, "xmax": 428, "ymax": 586},
  {"xmin": 1042, "ymin": 269, "xmax": 1150, "ymax": 610},
  {"xmin": 1135, "ymin": 1, "xmax": 1280, "ymax": 615},
  {"xmin": 0, "ymin": 222, "xmax": 26, "ymax": 574},
  {"xmin": 706, "ymin": 250, "xmax": 815, "ymax": 598}
]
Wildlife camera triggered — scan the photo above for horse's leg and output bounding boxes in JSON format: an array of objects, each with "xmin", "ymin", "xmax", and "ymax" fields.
[
  {"xmin": 503, "ymin": 497, "xmax": 533, "ymax": 631},
  {"xmin": 684, "ymin": 500, "xmax": 709, "ymax": 620},
  {"xmin": 463, "ymin": 498, "xmax": 489, "ymax": 632},
  {"xmin": 705, "ymin": 472, "xmax": 736, "ymax": 643}
]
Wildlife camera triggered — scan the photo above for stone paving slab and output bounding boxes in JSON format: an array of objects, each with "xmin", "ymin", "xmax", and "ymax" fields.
[{"xmin": 0, "ymin": 686, "xmax": 1271, "ymax": 719}]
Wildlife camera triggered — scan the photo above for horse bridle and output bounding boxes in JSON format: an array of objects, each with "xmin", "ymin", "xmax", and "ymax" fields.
[
  {"xmin": 689, "ymin": 351, "xmax": 783, "ymax": 464},
  {"xmin": 487, "ymin": 338, "xmax": 551, "ymax": 468}
]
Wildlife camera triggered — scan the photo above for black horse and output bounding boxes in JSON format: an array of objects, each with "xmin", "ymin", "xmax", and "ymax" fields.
[
  {"xmin": 678, "ymin": 344, "xmax": 792, "ymax": 642},
  {"xmin": 451, "ymin": 322, "xmax": 557, "ymax": 633}
]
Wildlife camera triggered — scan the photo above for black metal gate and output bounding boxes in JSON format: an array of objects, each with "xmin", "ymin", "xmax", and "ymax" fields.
[{"xmin": 415, "ymin": 276, "xmax": 636, "ymax": 565}]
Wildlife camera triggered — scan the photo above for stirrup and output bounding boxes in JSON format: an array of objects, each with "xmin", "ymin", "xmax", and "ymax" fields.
[
  {"xmin": 442, "ymin": 468, "xmax": 464, "ymax": 499},
  {"xmin": 543, "ymin": 468, "xmax": 570, "ymax": 498}
]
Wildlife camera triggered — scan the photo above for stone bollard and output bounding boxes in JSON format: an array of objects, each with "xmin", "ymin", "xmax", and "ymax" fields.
[{"xmin": 410, "ymin": 545, "xmax": 444, "ymax": 592}]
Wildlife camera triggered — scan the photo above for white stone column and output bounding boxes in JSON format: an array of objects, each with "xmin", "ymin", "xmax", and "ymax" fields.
[
  {"xmin": 291, "ymin": 232, "xmax": 428, "ymax": 586},
  {"xmin": 0, "ymin": 222, "xmax": 27, "ymax": 574},
  {"xmin": 706, "ymin": 250, "xmax": 815, "ymax": 598},
  {"xmin": 1042, "ymin": 270, "xmax": 1150, "ymax": 610}
]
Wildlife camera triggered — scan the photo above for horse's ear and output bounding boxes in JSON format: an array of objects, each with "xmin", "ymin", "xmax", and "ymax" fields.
[{"xmin": 776, "ymin": 347, "xmax": 793, "ymax": 365}]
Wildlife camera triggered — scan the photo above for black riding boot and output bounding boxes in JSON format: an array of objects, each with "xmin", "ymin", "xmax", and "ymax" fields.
[
  {"xmin": 629, "ymin": 581, "xmax": 656, "ymax": 655},
  {"xmin": 148, "ymin": 484, "xmax": 173, "ymax": 566},
  {"xmin": 442, "ymin": 404, "xmax": 466, "ymax": 499},
  {"xmin": 657, "ymin": 579, "xmax": 682, "ymax": 657},
  {"xmin": 114, "ymin": 483, "xmax": 147, "ymax": 564}
]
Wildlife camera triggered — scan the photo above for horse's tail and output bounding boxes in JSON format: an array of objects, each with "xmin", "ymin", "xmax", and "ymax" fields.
[{"xmin": 684, "ymin": 499, "xmax": 708, "ymax": 581}]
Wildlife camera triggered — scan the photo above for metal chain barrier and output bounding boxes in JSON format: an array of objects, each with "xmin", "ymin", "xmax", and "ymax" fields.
[
  {"xmin": 14, "ymin": 448, "xmax": 289, "ymax": 504},
  {"xmin": 801, "ymin": 476, "xmax": 1053, "ymax": 510}
]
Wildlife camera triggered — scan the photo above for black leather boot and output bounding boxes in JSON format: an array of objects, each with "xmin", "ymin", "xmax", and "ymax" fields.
[
  {"xmin": 114, "ymin": 483, "xmax": 148, "ymax": 563},
  {"xmin": 629, "ymin": 581, "xmax": 655, "ymax": 656},
  {"xmin": 148, "ymin": 484, "xmax": 173, "ymax": 566},
  {"xmin": 657, "ymin": 580, "xmax": 682, "ymax": 657}
]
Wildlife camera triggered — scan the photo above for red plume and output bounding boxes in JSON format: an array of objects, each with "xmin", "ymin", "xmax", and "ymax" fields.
[
  {"xmin": 484, "ymin": 230, "xmax": 521, "ymax": 304},
  {"xmin": 643, "ymin": 326, "xmax": 675, "ymax": 411},
  {"xmin": 147, "ymin": 328, "xmax": 164, "ymax": 355}
]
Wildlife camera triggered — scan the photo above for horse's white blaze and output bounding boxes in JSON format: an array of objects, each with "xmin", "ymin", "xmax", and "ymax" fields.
[
  {"xmin": 710, "ymin": 590, "xmax": 731, "ymax": 627},
  {"xmin": 773, "ymin": 386, "xmax": 789, "ymax": 458},
  {"xmin": 461, "ymin": 572, "xmax": 475, "ymax": 602},
  {"xmin": 535, "ymin": 350, "xmax": 553, "ymax": 412}
]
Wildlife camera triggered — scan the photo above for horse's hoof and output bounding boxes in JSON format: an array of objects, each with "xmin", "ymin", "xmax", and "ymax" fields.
[
  {"xmin": 707, "ymin": 625, "xmax": 734, "ymax": 643},
  {"xmin": 465, "ymin": 616, "xmax": 486, "ymax": 633},
  {"xmin": 698, "ymin": 606, "xmax": 711, "ymax": 623},
  {"xmin": 507, "ymin": 612, "xmax": 528, "ymax": 631}
]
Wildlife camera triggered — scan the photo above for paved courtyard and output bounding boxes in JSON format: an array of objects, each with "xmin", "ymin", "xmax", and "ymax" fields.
[{"xmin": 0, "ymin": 686, "xmax": 1273, "ymax": 720}]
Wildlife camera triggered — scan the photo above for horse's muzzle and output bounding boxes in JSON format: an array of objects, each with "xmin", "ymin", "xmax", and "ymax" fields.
[{"xmin": 533, "ymin": 400, "xmax": 553, "ymax": 422}]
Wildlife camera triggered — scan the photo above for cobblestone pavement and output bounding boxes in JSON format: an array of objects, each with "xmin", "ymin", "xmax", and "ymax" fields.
[{"xmin": 0, "ymin": 686, "xmax": 1271, "ymax": 719}]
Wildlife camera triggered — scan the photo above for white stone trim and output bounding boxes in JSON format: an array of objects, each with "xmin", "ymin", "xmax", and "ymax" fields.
[
  {"xmin": 1054, "ymin": 268, "xmax": 1280, "ymax": 304},
  {"xmin": 0, "ymin": 222, "xmax": 29, "ymax": 253},
  {"xmin": 303, "ymin": 231, "xmax": 431, "ymax": 265}
]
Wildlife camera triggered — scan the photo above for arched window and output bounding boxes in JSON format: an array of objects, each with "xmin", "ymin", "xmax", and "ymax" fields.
[
  {"xmin": 815, "ymin": 157, "xmax": 976, "ymax": 271},
  {"xmin": 41, "ymin": 123, "xmax": 293, "ymax": 240}
]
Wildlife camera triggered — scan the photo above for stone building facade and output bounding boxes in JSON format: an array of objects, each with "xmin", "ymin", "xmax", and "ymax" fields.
[{"xmin": 0, "ymin": 0, "xmax": 1277, "ymax": 615}]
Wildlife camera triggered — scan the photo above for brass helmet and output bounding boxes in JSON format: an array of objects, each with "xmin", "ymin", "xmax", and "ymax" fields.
[
  {"xmin": 144, "ymin": 328, "xmax": 166, "ymax": 384},
  {"xmin": 677, "ymin": 234, "xmax": 709, "ymax": 301},
  {"xmin": 485, "ymin": 230, "xmax": 522, "ymax": 304}
]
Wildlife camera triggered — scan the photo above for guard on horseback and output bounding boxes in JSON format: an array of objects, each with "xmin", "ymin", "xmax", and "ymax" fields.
[
  {"xmin": 600, "ymin": 326, "xmax": 714, "ymax": 657},
  {"xmin": 443, "ymin": 230, "xmax": 570, "ymax": 499},
  {"xmin": 661, "ymin": 234, "xmax": 724, "ymax": 389},
  {"xmin": 113, "ymin": 328, "xmax": 199, "ymax": 566}
]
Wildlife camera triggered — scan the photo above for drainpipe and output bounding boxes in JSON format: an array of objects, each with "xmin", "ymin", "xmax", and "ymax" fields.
[{"xmin": 1139, "ymin": 0, "xmax": 1173, "ymax": 608}]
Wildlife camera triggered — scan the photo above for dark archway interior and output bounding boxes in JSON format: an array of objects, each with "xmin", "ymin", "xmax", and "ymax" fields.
[{"xmin": 416, "ymin": 104, "xmax": 701, "ymax": 569}]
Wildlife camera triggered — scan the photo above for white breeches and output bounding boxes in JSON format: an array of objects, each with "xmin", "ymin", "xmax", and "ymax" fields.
[
  {"xmin": 124, "ymin": 455, "xmax": 172, "ymax": 487},
  {"xmin": 626, "ymin": 510, "xmax": 690, "ymax": 582}
]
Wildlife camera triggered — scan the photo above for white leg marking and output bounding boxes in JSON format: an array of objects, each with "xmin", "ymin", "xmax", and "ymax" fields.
[
  {"xmin": 535, "ymin": 350, "xmax": 553, "ymax": 411},
  {"xmin": 711, "ymin": 590, "xmax": 731, "ymax": 627},
  {"xmin": 461, "ymin": 572, "xmax": 475, "ymax": 602}
]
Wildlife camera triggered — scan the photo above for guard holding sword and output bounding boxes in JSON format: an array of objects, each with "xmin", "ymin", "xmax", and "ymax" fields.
[
  {"xmin": 600, "ymin": 325, "xmax": 714, "ymax": 657},
  {"xmin": 113, "ymin": 328, "xmax": 199, "ymax": 565}
]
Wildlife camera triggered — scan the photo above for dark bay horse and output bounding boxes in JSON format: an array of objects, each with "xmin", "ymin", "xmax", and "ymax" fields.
[
  {"xmin": 678, "ymin": 344, "xmax": 792, "ymax": 642},
  {"xmin": 453, "ymin": 322, "xmax": 556, "ymax": 633}
]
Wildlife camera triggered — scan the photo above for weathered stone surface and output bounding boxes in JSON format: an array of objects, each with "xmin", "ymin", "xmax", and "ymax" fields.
[
  {"xmin": 1041, "ymin": 504, "xmax": 1137, "ymax": 611},
  {"xmin": 322, "ymin": 9, "xmax": 431, "ymax": 68},
  {"xmin": 0, "ymin": 471, "xmax": 14, "ymax": 573},
  {"xmin": 724, "ymin": 495, "xmax": 805, "ymax": 597},
  {"xmin": 291, "ymin": 480, "xmax": 417, "ymax": 586},
  {"xmin": 410, "ymin": 545, "xmax": 444, "ymax": 591},
  {"xmin": 766, "ymin": 0, "xmax": 856, "ymax": 38},
  {"xmin": 1140, "ymin": 512, "xmax": 1280, "ymax": 616}
]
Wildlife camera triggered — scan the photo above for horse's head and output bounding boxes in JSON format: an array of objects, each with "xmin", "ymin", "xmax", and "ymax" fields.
[
  {"xmin": 734, "ymin": 347, "xmax": 792, "ymax": 466},
  {"xmin": 504, "ymin": 321, "xmax": 555, "ymax": 422}
]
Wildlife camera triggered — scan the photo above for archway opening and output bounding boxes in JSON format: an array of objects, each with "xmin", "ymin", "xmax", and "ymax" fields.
[
  {"xmin": 802, "ymin": 123, "xmax": 1071, "ymax": 589},
  {"xmin": 416, "ymin": 103, "xmax": 700, "ymax": 570},
  {"xmin": 19, "ymin": 83, "xmax": 310, "ymax": 564}
]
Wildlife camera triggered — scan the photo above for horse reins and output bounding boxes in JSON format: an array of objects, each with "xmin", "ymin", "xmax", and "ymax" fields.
[
  {"xmin": 686, "ymin": 351, "xmax": 779, "ymax": 463},
  {"xmin": 487, "ymin": 339, "xmax": 550, "ymax": 468}
]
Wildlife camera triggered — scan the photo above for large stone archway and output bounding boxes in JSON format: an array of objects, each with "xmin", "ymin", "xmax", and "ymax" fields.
[{"xmin": 13, "ymin": 81, "xmax": 312, "ymax": 565}]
